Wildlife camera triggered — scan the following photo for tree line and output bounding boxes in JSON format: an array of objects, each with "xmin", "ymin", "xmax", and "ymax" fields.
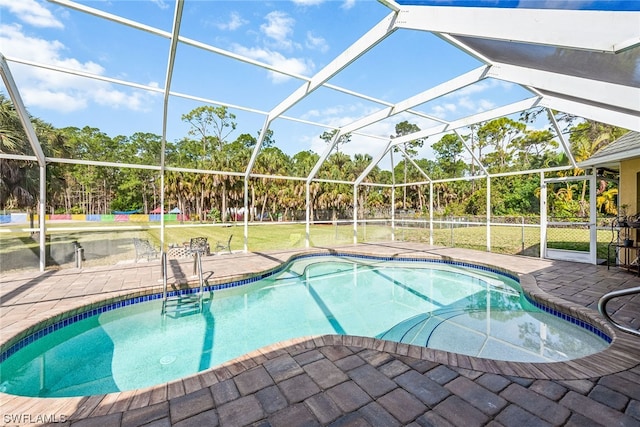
[{"xmin": 0, "ymin": 93, "xmax": 627, "ymax": 222}]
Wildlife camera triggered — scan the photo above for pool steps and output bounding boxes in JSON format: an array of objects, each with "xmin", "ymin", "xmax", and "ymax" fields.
[{"xmin": 161, "ymin": 251, "xmax": 207, "ymax": 317}]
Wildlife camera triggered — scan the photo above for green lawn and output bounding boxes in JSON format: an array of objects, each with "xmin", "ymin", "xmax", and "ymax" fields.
[
  {"xmin": 0, "ymin": 220, "xmax": 615, "ymax": 272},
  {"xmin": 393, "ymin": 223, "xmax": 613, "ymax": 260}
]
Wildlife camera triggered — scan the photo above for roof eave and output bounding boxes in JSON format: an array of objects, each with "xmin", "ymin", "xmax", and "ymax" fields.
[{"xmin": 578, "ymin": 148, "xmax": 640, "ymax": 169}]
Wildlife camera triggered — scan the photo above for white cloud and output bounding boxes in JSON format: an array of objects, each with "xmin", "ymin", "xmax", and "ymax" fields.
[
  {"xmin": 150, "ymin": 0, "xmax": 170, "ymax": 10},
  {"xmin": 454, "ymin": 96, "xmax": 496, "ymax": 114},
  {"xmin": 341, "ymin": 0, "xmax": 356, "ymax": 10},
  {"xmin": 525, "ymin": 0, "xmax": 594, "ymax": 9},
  {"xmin": 301, "ymin": 103, "xmax": 385, "ymax": 155},
  {"xmin": 428, "ymin": 79, "xmax": 507, "ymax": 119},
  {"xmin": 0, "ymin": 24, "xmax": 103, "ymax": 73},
  {"xmin": 455, "ymin": 83, "xmax": 489, "ymax": 97},
  {"xmin": 231, "ymin": 44, "xmax": 314, "ymax": 83},
  {"xmin": 93, "ymin": 85, "xmax": 151, "ymax": 111},
  {"xmin": 216, "ymin": 11, "xmax": 248, "ymax": 31},
  {"xmin": 0, "ymin": 23, "xmax": 157, "ymax": 113},
  {"xmin": 305, "ymin": 31, "xmax": 329, "ymax": 53},
  {"xmin": 300, "ymin": 104, "xmax": 363, "ymax": 123},
  {"xmin": 430, "ymin": 103, "xmax": 457, "ymax": 119},
  {"xmin": 457, "ymin": 96, "xmax": 475, "ymax": 111},
  {"xmin": 291, "ymin": 0, "xmax": 355, "ymax": 11},
  {"xmin": 228, "ymin": 10, "xmax": 327, "ymax": 83},
  {"xmin": 261, "ymin": 11, "xmax": 296, "ymax": 50},
  {"xmin": 0, "ymin": 0, "xmax": 63, "ymax": 28},
  {"xmin": 292, "ymin": 0, "xmax": 325, "ymax": 6},
  {"xmin": 453, "ymin": 79, "xmax": 513, "ymax": 98},
  {"xmin": 22, "ymin": 87, "xmax": 87, "ymax": 113},
  {"xmin": 478, "ymin": 99, "xmax": 496, "ymax": 111}
]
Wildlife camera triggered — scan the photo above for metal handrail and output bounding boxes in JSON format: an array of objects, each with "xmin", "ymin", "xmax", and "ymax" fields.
[
  {"xmin": 598, "ymin": 286, "xmax": 640, "ymax": 337},
  {"xmin": 161, "ymin": 252, "xmax": 168, "ymax": 315},
  {"xmin": 196, "ymin": 251, "xmax": 205, "ymax": 312}
]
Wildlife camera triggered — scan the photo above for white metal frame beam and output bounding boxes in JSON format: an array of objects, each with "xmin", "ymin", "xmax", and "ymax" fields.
[
  {"xmin": 395, "ymin": 145, "xmax": 432, "ymax": 182},
  {"xmin": 0, "ymin": 55, "xmax": 46, "ymax": 166},
  {"xmin": 341, "ymin": 65, "xmax": 489, "ymax": 135},
  {"xmin": 50, "ymin": 0, "xmax": 402, "ymax": 107},
  {"xmin": 390, "ymin": 97, "xmax": 542, "ymax": 146},
  {"xmin": 547, "ymin": 109, "xmax": 577, "ymax": 169},
  {"xmin": 539, "ymin": 95, "xmax": 640, "ymax": 132},
  {"xmin": 268, "ymin": 12, "xmax": 398, "ymax": 121},
  {"xmin": 5, "ymin": 55, "xmax": 395, "ymax": 145},
  {"xmin": 244, "ymin": 11, "xmax": 398, "ymax": 247},
  {"xmin": 453, "ymin": 129, "xmax": 489, "ymax": 176},
  {"xmin": 395, "ymin": 6, "xmax": 640, "ymax": 53},
  {"xmin": 0, "ymin": 53, "xmax": 48, "ymax": 271},
  {"xmin": 487, "ymin": 62, "xmax": 640, "ymax": 116},
  {"xmin": 158, "ymin": 0, "xmax": 184, "ymax": 251},
  {"xmin": 305, "ymin": 65, "xmax": 489, "ymax": 186}
]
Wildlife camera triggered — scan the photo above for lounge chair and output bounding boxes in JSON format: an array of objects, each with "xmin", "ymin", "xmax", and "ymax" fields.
[{"xmin": 215, "ymin": 235, "xmax": 233, "ymax": 254}]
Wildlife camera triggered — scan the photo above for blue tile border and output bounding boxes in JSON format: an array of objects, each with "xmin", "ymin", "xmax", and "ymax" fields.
[
  {"xmin": 0, "ymin": 253, "xmax": 611, "ymax": 363},
  {"xmin": 523, "ymin": 295, "xmax": 612, "ymax": 343}
]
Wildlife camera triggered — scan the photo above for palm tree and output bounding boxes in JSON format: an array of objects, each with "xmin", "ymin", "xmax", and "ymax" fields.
[
  {"xmin": 0, "ymin": 95, "xmax": 69, "ymax": 211},
  {"xmin": 253, "ymin": 147, "xmax": 291, "ymax": 220},
  {"xmin": 182, "ymin": 106, "xmax": 238, "ymax": 221},
  {"xmin": 394, "ymin": 121, "xmax": 422, "ymax": 210},
  {"xmin": 597, "ymin": 188, "xmax": 618, "ymax": 216},
  {"xmin": 291, "ymin": 151, "xmax": 320, "ymax": 221},
  {"xmin": 569, "ymin": 120, "xmax": 627, "ymax": 216}
]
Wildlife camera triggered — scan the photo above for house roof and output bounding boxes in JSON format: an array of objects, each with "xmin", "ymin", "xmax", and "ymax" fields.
[{"xmin": 579, "ymin": 131, "xmax": 640, "ymax": 169}]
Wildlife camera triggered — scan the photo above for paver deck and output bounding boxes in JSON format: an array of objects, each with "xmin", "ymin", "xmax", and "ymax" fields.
[{"xmin": 1, "ymin": 242, "xmax": 639, "ymax": 426}]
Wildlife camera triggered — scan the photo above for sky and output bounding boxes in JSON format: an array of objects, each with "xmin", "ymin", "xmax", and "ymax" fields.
[{"xmin": 1, "ymin": 0, "xmax": 638, "ymax": 170}]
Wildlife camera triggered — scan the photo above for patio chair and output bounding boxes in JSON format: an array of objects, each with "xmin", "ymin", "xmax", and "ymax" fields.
[
  {"xmin": 189, "ymin": 236, "xmax": 209, "ymax": 256},
  {"xmin": 215, "ymin": 235, "xmax": 233, "ymax": 254},
  {"xmin": 189, "ymin": 236, "xmax": 209, "ymax": 276},
  {"xmin": 133, "ymin": 238, "xmax": 158, "ymax": 262}
]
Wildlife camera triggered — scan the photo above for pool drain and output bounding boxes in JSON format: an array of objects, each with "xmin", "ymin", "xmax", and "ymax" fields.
[{"xmin": 159, "ymin": 355, "xmax": 177, "ymax": 365}]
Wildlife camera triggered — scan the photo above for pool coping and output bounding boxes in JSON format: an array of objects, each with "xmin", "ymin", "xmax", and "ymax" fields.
[{"xmin": 1, "ymin": 246, "xmax": 637, "ymax": 394}]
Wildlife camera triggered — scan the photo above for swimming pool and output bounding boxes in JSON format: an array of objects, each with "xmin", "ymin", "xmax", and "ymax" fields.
[{"xmin": 0, "ymin": 254, "xmax": 610, "ymax": 397}]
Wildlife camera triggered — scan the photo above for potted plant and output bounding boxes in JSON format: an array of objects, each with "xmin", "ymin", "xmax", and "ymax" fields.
[{"xmin": 619, "ymin": 204, "xmax": 629, "ymax": 227}]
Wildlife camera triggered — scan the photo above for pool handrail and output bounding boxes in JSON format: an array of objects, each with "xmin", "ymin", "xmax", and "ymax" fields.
[
  {"xmin": 196, "ymin": 250, "xmax": 205, "ymax": 312},
  {"xmin": 161, "ymin": 252, "xmax": 168, "ymax": 313},
  {"xmin": 598, "ymin": 285, "xmax": 640, "ymax": 337},
  {"xmin": 161, "ymin": 250, "xmax": 205, "ymax": 315}
]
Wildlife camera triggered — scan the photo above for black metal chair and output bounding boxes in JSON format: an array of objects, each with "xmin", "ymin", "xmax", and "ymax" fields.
[
  {"xmin": 133, "ymin": 238, "xmax": 158, "ymax": 262},
  {"xmin": 189, "ymin": 236, "xmax": 208, "ymax": 275},
  {"xmin": 215, "ymin": 235, "xmax": 233, "ymax": 254},
  {"xmin": 189, "ymin": 236, "xmax": 209, "ymax": 256}
]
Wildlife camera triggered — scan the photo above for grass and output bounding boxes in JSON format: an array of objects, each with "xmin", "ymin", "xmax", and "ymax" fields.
[
  {"xmin": 0, "ymin": 219, "xmax": 616, "ymax": 272},
  {"xmin": 393, "ymin": 223, "xmax": 614, "ymax": 265}
]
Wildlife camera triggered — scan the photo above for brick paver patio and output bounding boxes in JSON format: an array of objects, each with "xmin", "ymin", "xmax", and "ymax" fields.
[{"xmin": 1, "ymin": 243, "xmax": 639, "ymax": 426}]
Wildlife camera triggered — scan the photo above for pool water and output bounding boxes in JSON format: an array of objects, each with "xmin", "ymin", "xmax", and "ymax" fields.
[{"xmin": 0, "ymin": 256, "xmax": 609, "ymax": 397}]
